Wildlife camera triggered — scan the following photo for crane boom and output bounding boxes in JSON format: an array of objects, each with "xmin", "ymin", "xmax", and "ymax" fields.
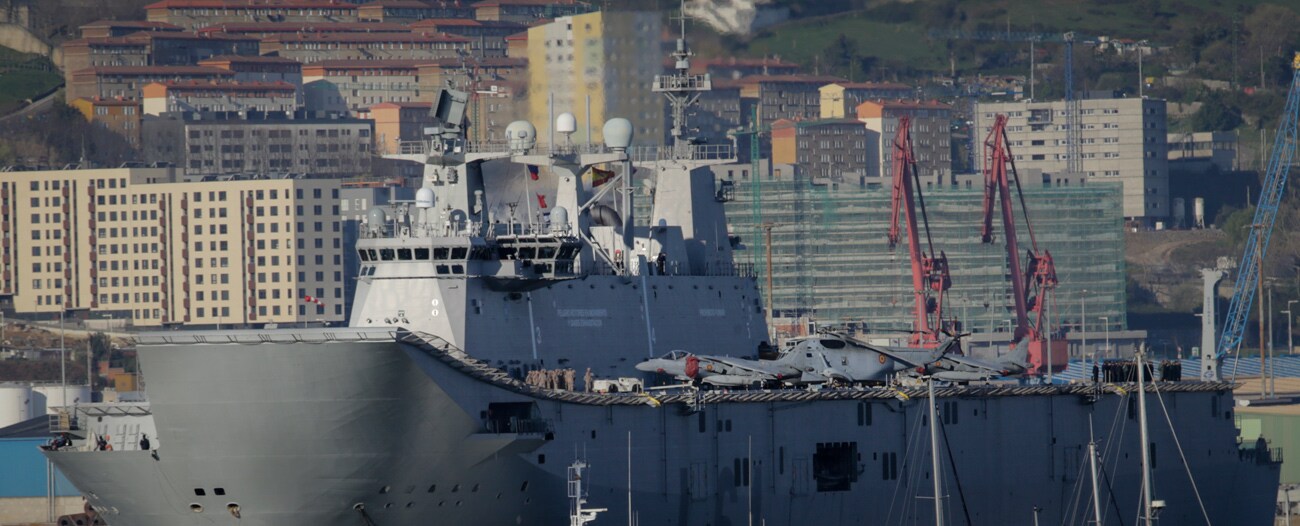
[
  {"xmin": 981, "ymin": 115, "xmax": 1065, "ymax": 376},
  {"xmin": 888, "ymin": 116, "xmax": 951, "ymax": 347},
  {"xmin": 1212, "ymin": 54, "xmax": 1300, "ymax": 378}
]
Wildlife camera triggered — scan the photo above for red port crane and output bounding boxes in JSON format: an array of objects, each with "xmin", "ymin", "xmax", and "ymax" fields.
[
  {"xmin": 888, "ymin": 116, "xmax": 952, "ymax": 348},
  {"xmin": 981, "ymin": 114, "xmax": 1066, "ymax": 375}
]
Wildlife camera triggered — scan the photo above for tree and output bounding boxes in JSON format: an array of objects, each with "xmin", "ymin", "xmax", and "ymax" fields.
[
  {"xmin": 1189, "ymin": 93, "xmax": 1243, "ymax": 132},
  {"xmin": 826, "ymin": 34, "xmax": 859, "ymax": 81}
]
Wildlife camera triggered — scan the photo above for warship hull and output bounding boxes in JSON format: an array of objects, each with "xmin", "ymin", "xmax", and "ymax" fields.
[{"xmin": 47, "ymin": 328, "xmax": 1281, "ymax": 526}]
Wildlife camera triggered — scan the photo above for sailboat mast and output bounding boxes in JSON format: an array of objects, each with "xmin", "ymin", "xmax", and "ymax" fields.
[
  {"xmin": 1136, "ymin": 347, "xmax": 1155, "ymax": 524},
  {"xmin": 929, "ymin": 378, "xmax": 944, "ymax": 526},
  {"xmin": 1088, "ymin": 423, "xmax": 1103, "ymax": 525}
]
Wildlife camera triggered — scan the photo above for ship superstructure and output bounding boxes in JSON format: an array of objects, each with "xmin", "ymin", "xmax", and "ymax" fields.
[{"xmin": 39, "ymin": 15, "xmax": 1283, "ymax": 526}]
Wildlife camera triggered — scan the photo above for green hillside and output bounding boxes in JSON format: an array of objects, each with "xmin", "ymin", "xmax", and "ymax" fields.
[{"xmin": 690, "ymin": 0, "xmax": 1300, "ymax": 92}]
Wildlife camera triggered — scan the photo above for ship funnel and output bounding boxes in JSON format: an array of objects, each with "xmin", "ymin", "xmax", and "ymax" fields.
[
  {"xmin": 603, "ymin": 118, "xmax": 633, "ymax": 151},
  {"xmin": 506, "ymin": 120, "xmax": 537, "ymax": 153}
]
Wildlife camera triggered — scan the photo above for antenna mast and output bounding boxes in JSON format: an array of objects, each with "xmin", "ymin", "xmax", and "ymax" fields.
[{"xmin": 653, "ymin": 0, "xmax": 712, "ymax": 157}]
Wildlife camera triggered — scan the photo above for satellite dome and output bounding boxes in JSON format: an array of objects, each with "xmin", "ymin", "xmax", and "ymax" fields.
[
  {"xmin": 602, "ymin": 118, "xmax": 633, "ymax": 150},
  {"xmin": 415, "ymin": 188, "xmax": 435, "ymax": 208},
  {"xmin": 366, "ymin": 207, "xmax": 387, "ymax": 234},
  {"xmin": 505, "ymin": 120, "xmax": 537, "ymax": 152},
  {"xmin": 550, "ymin": 206, "xmax": 570, "ymax": 234},
  {"xmin": 556, "ymin": 112, "xmax": 577, "ymax": 135}
]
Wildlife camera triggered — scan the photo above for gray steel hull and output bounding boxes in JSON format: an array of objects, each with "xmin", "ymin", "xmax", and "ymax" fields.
[{"xmin": 48, "ymin": 332, "xmax": 1280, "ymax": 525}]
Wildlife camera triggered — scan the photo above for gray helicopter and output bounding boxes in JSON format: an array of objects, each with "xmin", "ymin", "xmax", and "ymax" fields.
[{"xmin": 636, "ymin": 333, "xmax": 1030, "ymax": 387}]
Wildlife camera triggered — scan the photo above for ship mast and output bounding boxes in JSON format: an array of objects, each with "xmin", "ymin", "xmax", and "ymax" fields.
[
  {"xmin": 928, "ymin": 377, "xmax": 945, "ymax": 526},
  {"xmin": 653, "ymin": 0, "xmax": 712, "ymax": 158}
]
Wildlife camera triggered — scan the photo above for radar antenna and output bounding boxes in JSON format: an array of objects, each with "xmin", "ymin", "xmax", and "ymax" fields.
[{"xmin": 653, "ymin": 0, "xmax": 712, "ymax": 156}]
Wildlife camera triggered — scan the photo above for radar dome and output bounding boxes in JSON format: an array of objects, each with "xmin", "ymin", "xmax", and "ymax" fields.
[
  {"xmin": 602, "ymin": 118, "xmax": 633, "ymax": 150},
  {"xmin": 556, "ymin": 112, "xmax": 577, "ymax": 135},
  {"xmin": 505, "ymin": 120, "xmax": 537, "ymax": 152},
  {"xmin": 415, "ymin": 188, "xmax": 435, "ymax": 208},
  {"xmin": 550, "ymin": 206, "xmax": 570, "ymax": 234},
  {"xmin": 366, "ymin": 207, "xmax": 387, "ymax": 233}
]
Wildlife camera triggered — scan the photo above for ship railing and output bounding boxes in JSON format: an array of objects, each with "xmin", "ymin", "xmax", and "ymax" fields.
[
  {"xmin": 47, "ymin": 411, "xmax": 79, "ymax": 433},
  {"xmin": 629, "ymin": 144, "xmax": 735, "ymax": 163},
  {"xmin": 1237, "ymin": 437, "xmax": 1284, "ymax": 464},
  {"xmin": 395, "ymin": 139, "xmax": 613, "ymax": 157},
  {"xmin": 652, "ymin": 74, "xmax": 711, "ymax": 91},
  {"xmin": 585, "ymin": 260, "xmax": 755, "ymax": 278}
]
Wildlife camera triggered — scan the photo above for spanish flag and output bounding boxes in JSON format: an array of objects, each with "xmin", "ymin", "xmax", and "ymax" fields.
[
  {"xmin": 527, "ymin": 165, "xmax": 540, "ymax": 180},
  {"xmin": 589, "ymin": 167, "xmax": 615, "ymax": 187},
  {"xmin": 536, "ymin": 193, "xmax": 548, "ymax": 209}
]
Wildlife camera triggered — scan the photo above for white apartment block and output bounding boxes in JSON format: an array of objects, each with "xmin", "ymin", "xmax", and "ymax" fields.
[
  {"xmin": 0, "ymin": 167, "xmax": 345, "ymax": 327},
  {"xmin": 976, "ymin": 97, "xmax": 1169, "ymax": 221}
]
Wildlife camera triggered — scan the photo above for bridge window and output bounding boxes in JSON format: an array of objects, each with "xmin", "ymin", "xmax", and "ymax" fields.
[
  {"xmin": 414, "ymin": 248, "xmax": 430, "ymax": 260},
  {"xmin": 451, "ymin": 247, "xmax": 468, "ymax": 259},
  {"xmin": 434, "ymin": 248, "xmax": 449, "ymax": 259},
  {"xmin": 359, "ymin": 250, "xmax": 372, "ymax": 262},
  {"xmin": 379, "ymin": 249, "xmax": 395, "ymax": 261},
  {"xmin": 397, "ymin": 248, "xmax": 413, "ymax": 260}
]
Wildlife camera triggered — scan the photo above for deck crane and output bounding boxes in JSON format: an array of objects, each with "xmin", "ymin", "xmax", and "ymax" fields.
[
  {"xmin": 1205, "ymin": 53, "xmax": 1300, "ymax": 381},
  {"xmin": 887, "ymin": 116, "xmax": 952, "ymax": 348},
  {"xmin": 982, "ymin": 114, "xmax": 1066, "ymax": 376}
]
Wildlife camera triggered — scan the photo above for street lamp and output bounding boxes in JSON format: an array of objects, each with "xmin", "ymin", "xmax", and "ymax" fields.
[{"xmin": 1286, "ymin": 300, "xmax": 1298, "ymax": 357}]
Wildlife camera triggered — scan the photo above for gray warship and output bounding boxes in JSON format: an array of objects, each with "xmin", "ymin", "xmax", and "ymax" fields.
[{"xmin": 43, "ymin": 28, "xmax": 1281, "ymax": 526}]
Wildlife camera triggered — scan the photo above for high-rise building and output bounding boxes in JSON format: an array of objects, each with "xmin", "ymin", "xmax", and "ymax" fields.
[
  {"xmin": 0, "ymin": 167, "xmax": 344, "ymax": 327},
  {"xmin": 716, "ymin": 164, "xmax": 1127, "ymax": 348},
  {"xmin": 819, "ymin": 82, "xmax": 914, "ymax": 119},
  {"xmin": 857, "ymin": 99, "xmax": 953, "ymax": 182},
  {"xmin": 975, "ymin": 97, "xmax": 1169, "ymax": 222},
  {"xmin": 527, "ymin": 10, "xmax": 664, "ymax": 144},
  {"xmin": 70, "ymin": 98, "xmax": 142, "ymax": 148},
  {"xmin": 142, "ymin": 116, "xmax": 374, "ymax": 177},
  {"xmin": 771, "ymin": 119, "xmax": 868, "ymax": 182}
]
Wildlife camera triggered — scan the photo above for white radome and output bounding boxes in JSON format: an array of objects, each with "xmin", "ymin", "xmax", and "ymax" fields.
[
  {"xmin": 556, "ymin": 112, "xmax": 577, "ymax": 135},
  {"xmin": 602, "ymin": 118, "xmax": 633, "ymax": 150}
]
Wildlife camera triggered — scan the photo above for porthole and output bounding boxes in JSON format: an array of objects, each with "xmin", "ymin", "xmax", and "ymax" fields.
[
  {"xmin": 471, "ymin": 483, "xmax": 479, "ymax": 492},
  {"xmin": 451, "ymin": 484, "xmax": 459, "ymax": 493},
  {"xmin": 189, "ymin": 504, "xmax": 203, "ymax": 513},
  {"xmin": 520, "ymin": 481, "xmax": 529, "ymax": 492},
  {"xmin": 379, "ymin": 486, "xmax": 390, "ymax": 494},
  {"xmin": 427, "ymin": 485, "xmax": 436, "ymax": 493}
]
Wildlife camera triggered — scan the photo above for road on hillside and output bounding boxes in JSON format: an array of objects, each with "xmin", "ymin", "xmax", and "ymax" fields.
[{"xmin": 0, "ymin": 85, "xmax": 62, "ymax": 123}]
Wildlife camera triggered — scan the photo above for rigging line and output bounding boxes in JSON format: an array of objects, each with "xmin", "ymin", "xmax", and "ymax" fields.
[
  {"xmin": 1060, "ymin": 447, "xmax": 1092, "ymax": 526},
  {"xmin": 935, "ymin": 409, "xmax": 974, "ymax": 526},
  {"xmin": 1098, "ymin": 460, "xmax": 1128, "ymax": 526},
  {"xmin": 1151, "ymin": 383, "xmax": 1213, "ymax": 525},
  {"xmin": 886, "ymin": 402, "xmax": 928, "ymax": 526}
]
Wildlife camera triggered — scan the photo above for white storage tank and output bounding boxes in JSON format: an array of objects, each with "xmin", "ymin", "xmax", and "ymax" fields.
[
  {"xmin": 31, "ymin": 384, "xmax": 92, "ymax": 415},
  {"xmin": 0, "ymin": 383, "xmax": 34, "ymax": 428},
  {"xmin": 1194, "ymin": 197, "xmax": 1206, "ymax": 228}
]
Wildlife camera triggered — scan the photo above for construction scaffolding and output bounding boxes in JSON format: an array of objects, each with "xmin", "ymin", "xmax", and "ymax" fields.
[{"xmin": 712, "ymin": 163, "xmax": 1127, "ymax": 347}]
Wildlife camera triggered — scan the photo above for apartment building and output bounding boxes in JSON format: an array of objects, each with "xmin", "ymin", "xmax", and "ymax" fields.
[
  {"xmin": 0, "ymin": 167, "xmax": 344, "ymax": 327},
  {"xmin": 371, "ymin": 102, "xmax": 432, "ymax": 154},
  {"xmin": 302, "ymin": 59, "xmax": 425, "ymax": 115},
  {"xmin": 409, "ymin": 18, "xmax": 523, "ymax": 57},
  {"xmin": 357, "ymin": 0, "xmax": 474, "ymax": 22},
  {"xmin": 528, "ymin": 10, "xmax": 664, "ymax": 144},
  {"xmin": 142, "ymin": 115, "xmax": 373, "ymax": 177},
  {"xmin": 197, "ymin": 55, "xmax": 303, "ymax": 85},
  {"xmin": 79, "ymin": 20, "xmax": 182, "ymax": 39},
  {"xmin": 690, "ymin": 56, "xmax": 800, "ymax": 80},
  {"xmin": 473, "ymin": 0, "xmax": 593, "ymax": 23},
  {"xmin": 144, "ymin": 0, "xmax": 360, "ymax": 31},
  {"xmin": 61, "ymin": 37, "xmax": 150, "ymax": 75},
  {"xmin": 66, "ymin": 65, "xmax": 235, "ymax": 102},
  {"xmin": 61, "ymin": 32, "xmax": 259, "ymax": 89},
  {"xmin": 196, "ymin": 21, "xmax": 408, "ymax": 38},
  {"xmin": 771, "ymin": 119, "xmax": 868, "ymax": 183},
  {"xmin": 259, "ymin": 32, "xmax": 472, "ymax": 63},
  {"xmin": 819, "ymin": 82, "xmax": 915, "ymax": 119},
  {"xmin": 857, "ymin": 99, "xmax": 953, "ymax": 182},
  {"xmin": 142, "ymin": 80, "xmax": 301, "ymax": 117},
  {"xmin": 140, "ymin": 32, "xmax": 261, "ymax": 66},
  {"xmin": 692, "ymin": 81, "xmax": 743, "ymax": 147},
  {"xmin": 738, "ymin": 74, "xmax": 846, "ymax": 124},
  {"xmin": 1168, "ymin": 131, "xmax": 1236, "ymax": 174},
  {"xmin": 70, "ymin": 98, "xmax": 143, "ymax": 148},
  {"xmin": 975, "ymin": 97, "xmax": 1169, "ymax": 221}
]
